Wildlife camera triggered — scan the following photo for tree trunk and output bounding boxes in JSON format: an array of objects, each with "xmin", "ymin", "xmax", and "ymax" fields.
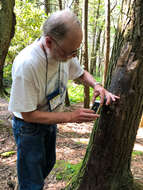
[
  {"xmin": 90, "ymin": 0, "xmax": 101, "ymax": 75},
  {"xmin": 82, "ymin": 0, "xmax": 90, "ymax": 108},
  {"xmin": 0, "ymin": 0, "xmax": 16, "ymax": 93},
  {"xmin": 97, "ymin": 31, "xmax": 105, "ymax": 77},
  {"xmin": 65, "ymin": 89, "xmax": 70, "ymax": 107},
  {"xmin": 58, "ymin": 0, "xmax": 62, "ymax": 10},
  {"xmin": 91, "ymin": 25, "xmax": 103, "ymax": 76},
  {"xmin": 103, "ymin": 0, "xmax": 110, "ymax": 85},
  {"xmin": 44, "ymin": 0, "xmax": 51, "ymax": 15},
  {"xmin": 65, "ymin": 0, "xmax": 143, "ymax": 189}
]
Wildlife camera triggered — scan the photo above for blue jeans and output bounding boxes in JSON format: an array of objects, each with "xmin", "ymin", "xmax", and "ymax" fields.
[{"xmin": 12, "ymin": 116, "xmax": 57, "ymax": 190}]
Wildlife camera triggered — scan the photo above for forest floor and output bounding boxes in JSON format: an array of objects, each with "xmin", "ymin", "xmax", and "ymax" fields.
[{"xmin": 0, "ymin": 97, "xmax": 143, "ymax": 190}]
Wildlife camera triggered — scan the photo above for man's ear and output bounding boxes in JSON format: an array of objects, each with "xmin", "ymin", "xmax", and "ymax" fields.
[{"xmin": 45, "ymin": 36, "xmax": 52, "ymax": 48}]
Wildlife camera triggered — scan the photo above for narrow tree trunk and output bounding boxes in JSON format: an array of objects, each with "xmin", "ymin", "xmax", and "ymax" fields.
[
  {"xmin": 0, "ymin": 0, "xmax": 16, "ymax": 94},
  {"xmin": 58, "ymin": 0, "xmax": 62, "ymax": 10},
  {"xmin": 82, "ymin": 0, "xmax": 90, "ymax": 108},
  {"xmin": 44, "ymin": 0, "xmax": 51, "ymax": 15},
  {"xmin": 91, "ymin": 25, "xmax": 103, "ymax": 76},
  {"xmin": 65, "ymin": 0, "xmax": 143, "ymax": 189},
  {"xmin": 90, "ymin": 0, "xmax": 101, "ymax": 75},
  {"xmin": 65, "ymin": 89, "xmax": 70, "ymax": 107},
  {"xmin": 97, "ymin": 31, "xmax": 105, "ymax": 77},
  {"xmin": 103, "ymin": 0, "xmax": 110, "ymax": 85}
]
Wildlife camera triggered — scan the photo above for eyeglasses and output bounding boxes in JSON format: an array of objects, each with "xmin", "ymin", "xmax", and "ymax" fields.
[{"xmin": 50, "ymin": 36, "xmax": 81, "ymax": 58}]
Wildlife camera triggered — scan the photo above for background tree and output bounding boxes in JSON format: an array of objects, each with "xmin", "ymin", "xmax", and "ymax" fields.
[
  {"xmin": 44, "ymin": 0, "xmax": 51, "ymax": 15},
  {"xmin": 90, "ymin": 0, "xmax": 101, "ymax": 75},
  {"xmin": 65, "ymin": 0, "xmax": 143, "ymax": 189},
  {"xmin": 82, "ymin": 0, "xmax": 90, "ymax": 108},
  {"xmin": 90, "ymin": 23, "xmax": 104, "ymax": 76},
  {"xmin": 0, "ymin": 0, "xmax": 16, "ymax": 94},
  {"xmin": 97, "ymin": 29, "xmax": 105, "ymax": 77},
  {"xmin": 58, "ymin": 0, "xmax": 62, "ymax": 10},
  {"xmin": 103, "ymin": 0, "xmax": 110, "ymax": 85}
]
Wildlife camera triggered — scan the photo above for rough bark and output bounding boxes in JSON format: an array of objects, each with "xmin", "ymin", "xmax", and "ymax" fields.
[
  {"xmin": 65, "ymin": 0, "xmax": 143, "ymax": 189},
  {"xmin": 0, "ymin": 0, "xmax": 16, "ymax": 92}
]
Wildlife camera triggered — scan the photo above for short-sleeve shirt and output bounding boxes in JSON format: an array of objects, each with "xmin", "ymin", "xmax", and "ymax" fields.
[{"xmin": 8, "ymin": 40, "xmax": 84, "ymax": 119}]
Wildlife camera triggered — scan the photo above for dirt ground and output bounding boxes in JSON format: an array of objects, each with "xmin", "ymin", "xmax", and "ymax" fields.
[{"xmin": 0, "ymin": 97, "xmax": 143, "ymax": 190}]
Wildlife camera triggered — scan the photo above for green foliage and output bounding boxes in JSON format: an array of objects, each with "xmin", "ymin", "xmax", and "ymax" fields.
[
  {"xmin": 53, "ymin": 160, "xmax": 82, "ymax": 181},
  {"xmin": 68, "ymin": 76, "xmax": 101, "ymax": 104},
  {"xmin": 67, "ymin": 81, "xmax": 93, "ymax": 104},
  {"xmin": 6, "ymin": 0, "xmax": 47, "ymax": 64},
  {"xmin": 3, "ymin": 63, "xmax": 12, "ymax": 86},
  {"xmin": 132, "ymin": 150, "xmax": 143, "ymax": 157},
  {"xmin": 4, "ymin": 0, "xmax": 47, "ymax": 86}
]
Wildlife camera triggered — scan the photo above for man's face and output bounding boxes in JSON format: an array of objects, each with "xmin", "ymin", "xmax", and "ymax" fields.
[{"xmin": 50, "ymin": 26, "xmax": 83, "ymax": 62}]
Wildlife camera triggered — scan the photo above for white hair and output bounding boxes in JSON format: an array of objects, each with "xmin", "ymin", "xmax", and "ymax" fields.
[{"xmin": 42, "ymin": 9, "xmax": 81, "ymax": 41}]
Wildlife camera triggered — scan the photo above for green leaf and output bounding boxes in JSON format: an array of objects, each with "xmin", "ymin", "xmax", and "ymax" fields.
[{"xmin": 0, "ymin": 151, "xmax": 16, "ymax": 157}]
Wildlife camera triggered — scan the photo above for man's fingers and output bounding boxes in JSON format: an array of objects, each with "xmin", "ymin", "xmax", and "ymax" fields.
[
  {"xmin": 93, "ymin": 91, "xmax": 100, "ymax": 102},
  {"xmin": 73, "ymin": 108, "xmax": 100, "ymax": 123},
  {"xmin": 105, "ymin": 93, "xmax": 120, "ymax": 105},
  {"xmin": 99, "ymin": 90, "xmax": 105, "ymax": 105},
  {"xmin": 78, "ymin": 113, "xmax": 100, "ymax": 122}
]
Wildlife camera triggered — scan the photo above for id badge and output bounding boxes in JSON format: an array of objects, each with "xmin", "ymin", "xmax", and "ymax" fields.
[
  {"xmin": 49, "ymin": 94, "xmax": 62, "ymax": 111},
  {"xmin": 46, "ymin": 88, "xmax": 62, "ymax": 111}
]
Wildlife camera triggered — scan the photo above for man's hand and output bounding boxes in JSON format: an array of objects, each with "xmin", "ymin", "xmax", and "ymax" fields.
[
  {"xmin": 77, "ymin": 71, "xmax": 120, "ymax": 106},
  {"xmin": 93, "ymin": 84, "xmax": 120, "ymax": 105},
  {"xmin": 69, "ymin": 108, "xmax": 99, "ymax": 123}
]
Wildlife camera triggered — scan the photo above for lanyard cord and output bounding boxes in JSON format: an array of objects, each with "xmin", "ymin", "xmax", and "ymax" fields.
[
  {"xmin": 42, "ymin": 44, "xmax": 49, "ymax": 96},
  {"xmin": 41, "ymin": 44, "xmax": 61, "ymax": 97}
]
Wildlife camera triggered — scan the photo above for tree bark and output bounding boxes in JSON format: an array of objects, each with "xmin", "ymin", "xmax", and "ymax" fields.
[
  {"xmin": 82, "ymin": 0, "xmax": 90, "ymax": 108},
  {"xmin": 90, "ymin": 0, "xmax": 101, "ymax": 75},
  {"xmin": 58, "ymin": 0, "xmax": 62, "ymax": 10},
  {"xmin": 97, "ymin": 30, "xmax": 105, "ymax": 77},
  {"xmin": 103, "ymin": 0, "xmax": 110, "ymax": 85},
  {"xmin": 44, "ymin": 0, "xmax": 51, "ymax": 15},
  {"xmin": 65, "ymin": 0, "xmax": 143, "ymax": 189},
  {"xmin": 65, "ymin": 89, "xmax": 70, "ymax": 107},
  {"xmin": 0, "ymin": 0, "xmax": 16, "ymax": 93},
  {"xmin": 90, "ymin": 25, "xmax": 103, "ymax": 76}
]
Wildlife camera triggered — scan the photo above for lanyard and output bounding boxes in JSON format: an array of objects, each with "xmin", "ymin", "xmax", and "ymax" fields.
[{"xmin": 41, "ymin": 44, "xmax": 61, "ymax": 96}]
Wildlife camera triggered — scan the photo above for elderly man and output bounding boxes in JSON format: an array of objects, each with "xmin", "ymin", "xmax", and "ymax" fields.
[{"xmin": 9, "ymin": 9, "xmax": 119, "ymax": 190}]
